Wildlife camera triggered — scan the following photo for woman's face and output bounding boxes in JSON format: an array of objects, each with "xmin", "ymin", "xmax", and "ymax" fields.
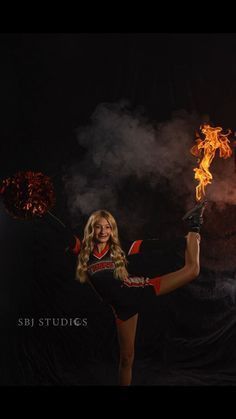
[{"xmin": 93, "ymin": 217, "xmax": 112, "ymax": 244}]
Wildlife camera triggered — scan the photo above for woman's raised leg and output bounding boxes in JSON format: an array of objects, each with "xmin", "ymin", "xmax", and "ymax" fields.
[{"xmin": 148, "ymin": 231, "xmax": 200, "ymax": 296}]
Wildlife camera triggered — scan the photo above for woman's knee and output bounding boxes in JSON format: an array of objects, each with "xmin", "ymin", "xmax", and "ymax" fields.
[{"xmin": 120, "ymin": 350, "xmax": 135, "ymax": 368}]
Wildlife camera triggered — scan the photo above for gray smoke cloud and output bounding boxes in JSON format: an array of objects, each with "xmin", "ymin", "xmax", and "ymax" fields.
[
  {"xmin": 64, "ymin": 103, "xmax": 198, "ymax": 216},
  {"xmin": 63, "ymin": 101, "xmax": 235, "ymax": 237},
  {"xmin": 205, "ymin": 157, "xmax": 236, "ymax": 208}
]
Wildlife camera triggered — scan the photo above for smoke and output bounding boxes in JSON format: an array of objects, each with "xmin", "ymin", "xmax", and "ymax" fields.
[
  {"xmin": 64, "ymin": 102, "xmax": 201, "ymax": 222},
  {"xmin": 63, "ymin": 101, "xmax": 235, "ymax": 241},
  {"xmin": 217, "ymin": 276, "xmax": 236, "ymax": 304},
  {"xmin": 204, "ymin": 157, "xmax": 236, "ymax": 208},
  {"xmin": 76, "ymin": 103, "xmax": 193, "ymax": 181}
]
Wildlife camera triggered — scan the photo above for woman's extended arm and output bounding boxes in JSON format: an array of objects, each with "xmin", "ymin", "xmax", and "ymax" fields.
[{"xmin": 42, "ymin": 212, "xmax": 81, "ymax": 254}]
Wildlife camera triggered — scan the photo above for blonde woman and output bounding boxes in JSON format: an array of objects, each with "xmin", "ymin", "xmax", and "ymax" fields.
[{"xmin": 70, "ymin": 202, "xmax": 206, "ymax": 386}]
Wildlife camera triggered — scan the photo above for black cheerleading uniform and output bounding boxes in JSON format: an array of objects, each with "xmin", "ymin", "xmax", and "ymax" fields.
[
  {"xmin": 41, "ymin": 212, "xmax": 184, "ymax": 322},
  {"xmin": 70, "ymin": 237, "xmax": 163, "ymax": 324}
]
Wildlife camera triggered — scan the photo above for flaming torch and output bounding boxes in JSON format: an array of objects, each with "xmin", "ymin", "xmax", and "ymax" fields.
[{"xmin": 191, "ymin": 124, "xmax": 232, "ymax": 201}]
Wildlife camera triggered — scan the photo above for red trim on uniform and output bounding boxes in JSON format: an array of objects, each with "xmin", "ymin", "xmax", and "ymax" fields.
[
  {"xmin": 123, "ymin": 276, "xmax": 146, "ymax": 288},
  {"xmin": 148, "ymin": 276, "xmax": 162, "ymax": 295},
  {"xmin": 93, "ymin": 243, "xmax": 110, "ymax": 259},
  {"xmin": 115, "ymin": 317, "xmax": 125, "ymax": 325},
  {"xmin": 88, "ymin": 261, "xmax": 115, "ymax": 274},
  {"xmin": 128, "ymin": 240, "xmax": 143, "ymax": 255},
  {"xmin": 71, "ymin": 236, "xmax": 81, "ymax": 255}
]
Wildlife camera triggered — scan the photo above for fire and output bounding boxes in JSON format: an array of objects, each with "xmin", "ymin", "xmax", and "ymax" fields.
[{"xmin": 191, "ymin": 124, "xmax": 232, "ymax": 201}]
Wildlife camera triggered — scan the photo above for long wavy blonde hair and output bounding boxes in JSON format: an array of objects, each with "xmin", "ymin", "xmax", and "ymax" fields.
[{"xmin": 76, "ymin": 210, "xmax": 129, "ymax": 283}]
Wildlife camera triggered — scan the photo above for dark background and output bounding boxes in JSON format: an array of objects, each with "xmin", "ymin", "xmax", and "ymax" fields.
[{"xmin": 1, "ymin": 33, "xmax": 236, "ymax": 386}]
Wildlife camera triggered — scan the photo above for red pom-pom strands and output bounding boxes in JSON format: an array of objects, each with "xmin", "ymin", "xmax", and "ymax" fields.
[{"xmin": 0, "ymin": 171, "xmax": 56, "ymax": 220}]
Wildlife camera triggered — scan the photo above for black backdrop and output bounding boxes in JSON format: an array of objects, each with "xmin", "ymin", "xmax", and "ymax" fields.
[{"xmin": 1, "ymin": 33, "xmax": 236, "ymax": 386}]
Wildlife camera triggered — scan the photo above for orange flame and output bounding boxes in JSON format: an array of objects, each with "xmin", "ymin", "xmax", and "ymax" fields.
[{"xmin": 191, "ymin": 124, "xmax": 232, "ymax": 201}]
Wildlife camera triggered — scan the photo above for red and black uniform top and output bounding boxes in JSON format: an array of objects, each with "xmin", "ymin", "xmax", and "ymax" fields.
[{"xmin": 70, "ymin": 237, "xmax": 163, "ymax": 322}]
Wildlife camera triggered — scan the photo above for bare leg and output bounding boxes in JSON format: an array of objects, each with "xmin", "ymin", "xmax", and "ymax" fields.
[
  {"xmin": 156, "ymin": 232, "xmax": 200, "ymax": 295},
  {"xmin": 116, "ymin": 313, "xmax": 138, "ymax": 386}
]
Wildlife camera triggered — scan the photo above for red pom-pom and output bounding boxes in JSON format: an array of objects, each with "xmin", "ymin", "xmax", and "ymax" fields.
[{"xmin": 0, "ymin": 171, "xmax": 56, "ymax": 219}]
